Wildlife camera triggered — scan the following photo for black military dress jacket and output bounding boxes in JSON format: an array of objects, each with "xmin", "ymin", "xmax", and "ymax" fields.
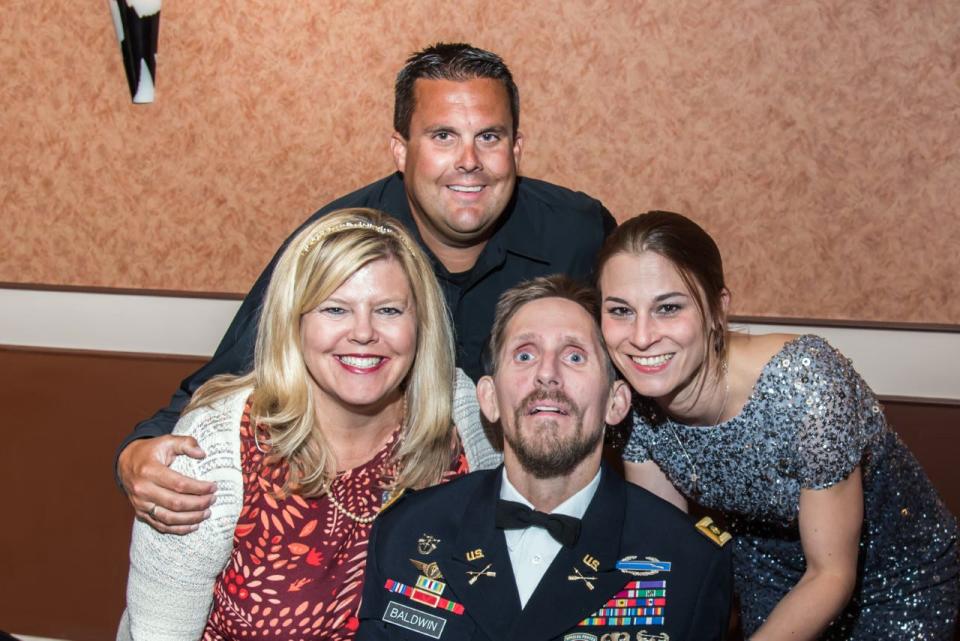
[{"xmin": 357, "ymin": 466, "xmax": 732, "ymax": 641}]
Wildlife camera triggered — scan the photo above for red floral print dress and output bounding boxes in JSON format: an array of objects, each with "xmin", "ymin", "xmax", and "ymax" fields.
[{"xmin": 202, "ymin": 401, "xmax": 468, "ymax": 641}]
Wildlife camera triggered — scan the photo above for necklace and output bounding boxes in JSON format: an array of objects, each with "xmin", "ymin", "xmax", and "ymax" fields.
[
  {"xmin": 670, "ymin": 360, "xmax": 729, "ymax": 493},
  {"xmin": 325, "ymin": 479, "xmax": 379, "ymax": 524}
]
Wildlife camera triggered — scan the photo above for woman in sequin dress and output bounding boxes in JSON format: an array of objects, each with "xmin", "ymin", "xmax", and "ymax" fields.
[
  {"xmin": 118, "ymin": 209, "xmax": 498, "ymax": 641},
  {"xmin": 596, "ymin": 211, "xmax": 958, "ymax": 640}
]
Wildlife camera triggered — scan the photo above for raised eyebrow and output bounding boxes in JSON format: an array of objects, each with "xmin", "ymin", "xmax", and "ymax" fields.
[
  {"xmin": 603, "ymin": 295, "xmax": 632, "ymax": 306},
  {"xmin": 654, "ymin": 291, "xmax": 688, "ymax": 303}
]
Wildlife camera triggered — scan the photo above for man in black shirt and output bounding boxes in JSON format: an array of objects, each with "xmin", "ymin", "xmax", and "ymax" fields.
[{"xmin": 119, "ymin": 43, "xmax": 615, "ymax": 533}]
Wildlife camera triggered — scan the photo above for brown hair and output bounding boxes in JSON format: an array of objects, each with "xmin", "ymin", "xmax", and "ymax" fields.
[
  {"xmin": 596, "ymin": 211, "xmax": 728, "ymax": 378},
  {"xmin": 484, "ymin": 274, "xmax": 615, "ymax": 382}
]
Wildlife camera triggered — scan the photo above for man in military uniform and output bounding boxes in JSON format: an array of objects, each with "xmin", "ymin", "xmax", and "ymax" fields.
[{"xmin": 357, "ymin": 276, "xmax": 732, "ymax": 641}]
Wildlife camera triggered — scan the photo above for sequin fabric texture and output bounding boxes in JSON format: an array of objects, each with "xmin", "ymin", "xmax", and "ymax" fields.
[{"xmin": 623, "ymin": 335, "xmax": 959, "ymax": 639}]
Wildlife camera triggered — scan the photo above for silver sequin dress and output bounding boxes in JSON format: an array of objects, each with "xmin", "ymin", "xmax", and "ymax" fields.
[{"xmin": 623, "ymin": 335, "xmax": 959, "ymax": 639}]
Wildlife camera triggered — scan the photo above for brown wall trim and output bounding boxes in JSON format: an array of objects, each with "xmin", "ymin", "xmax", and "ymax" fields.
[
  {"xmin": 878, "ymin": 395, "xmax": 960, "ymax": 408},
  {"xmin": 5, "ymin": 343, "xmax": 958, "ymax": 408},
  {"xmin": 3, "ymin": 283, "xmax": 958, "ymax": 332},
  {"xmin": 0, "ymin": 343, "xmax": 207, "ymax": 364},
  {"xmin": 0, "ymin": 280, "xmax": 245, "ymax": 300},
  {"xmin": 731, "ymin": 314, "xmax": 959, "ymax": 333}
]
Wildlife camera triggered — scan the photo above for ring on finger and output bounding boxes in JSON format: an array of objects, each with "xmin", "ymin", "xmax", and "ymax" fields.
[{"xmin": 148, "ymin": 504, "xmax": 159, "ymax": 519}]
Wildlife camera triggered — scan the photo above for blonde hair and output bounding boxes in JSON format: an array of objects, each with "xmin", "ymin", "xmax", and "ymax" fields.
[{"xmin": 186, "ymin": 208, "xmax": 456, "ymax": 496}]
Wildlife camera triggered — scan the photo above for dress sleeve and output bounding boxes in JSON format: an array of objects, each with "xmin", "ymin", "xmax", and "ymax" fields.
[
  {"xmin": 792, "ymin": 337, "xmax": 879, "ymax": 490},
  {"xmin": 622, "ymin": 409, "xmax": 655, "ymax": 463},
  {"xmin": 453, "ymin": 368, "xmax": 502, "ymax": 471},
  {"xmin": 117, "ymin": 399, "xmax": 244, "ymax": 641}
]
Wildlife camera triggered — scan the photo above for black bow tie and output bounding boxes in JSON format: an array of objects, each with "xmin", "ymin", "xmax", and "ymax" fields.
[{"xmin": 495, "ymin": 499, "xmax": 581, "ymax": 548}]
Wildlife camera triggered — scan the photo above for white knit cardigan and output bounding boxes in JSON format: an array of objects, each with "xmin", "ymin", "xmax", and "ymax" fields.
[{"xmin": 117, "ymin": 369, "xmax": 499, "ymax": 641}]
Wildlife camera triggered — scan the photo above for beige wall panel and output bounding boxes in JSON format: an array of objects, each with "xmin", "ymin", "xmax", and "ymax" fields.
[{"xmin": 1, "ymin": 1, "xmax": 958, "ymax": 323}]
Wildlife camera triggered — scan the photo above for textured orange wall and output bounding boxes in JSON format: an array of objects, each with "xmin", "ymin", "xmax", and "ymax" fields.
[{"xmin": 2, "ymin": 1, "xmax": 958, "ymax": 324}]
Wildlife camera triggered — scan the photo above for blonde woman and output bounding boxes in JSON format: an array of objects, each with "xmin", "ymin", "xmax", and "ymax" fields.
[{"xmin": 118, "ymin": 208, "xmax": 499, "ymax": 641}]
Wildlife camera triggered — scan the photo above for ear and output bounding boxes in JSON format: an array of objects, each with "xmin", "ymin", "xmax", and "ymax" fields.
[
  {"xmin": 511, "ymin": 130, "xmax": 524, "ymax": 170},
  {"xmin": 390, "ymin": 132, "xmax": 408, "ymax": 173},
  {"xmin": 476, "ymin": 375, "xmax": 501, "ymax": 424},
  {"xmin": 604, "ymin": 379, "xmax": 631, "ymax": 426},
  {"xmin": 719, "ymin": 287, "xmax": 731, "ymax": 318}
]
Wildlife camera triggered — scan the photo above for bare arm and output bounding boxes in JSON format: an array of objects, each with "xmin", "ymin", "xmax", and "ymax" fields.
[
  {"xmin": 118, "ymin": 436, "xmax": 216, "ymax": 534},
  {"xmin": 624, "ymin": 460, "xmax": 689, "ymax": 512},
  {"xmin": 749, "ymin": 466, "xmax": 863, "ymax": 641}
]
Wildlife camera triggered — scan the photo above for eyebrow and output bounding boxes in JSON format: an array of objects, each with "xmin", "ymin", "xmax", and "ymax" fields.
[
  {"xmin": 603, "ymin": 292, "xmax": 688, "ymax": 304},
  {"xmin": 509, "ymin": 332, "xmax": 591, "ymax": 349}
]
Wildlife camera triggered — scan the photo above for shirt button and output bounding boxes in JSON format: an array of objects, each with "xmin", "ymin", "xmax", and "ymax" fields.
[{"xmin": 531, "ymin": 555, "xmax": 543, "ymax": 564}]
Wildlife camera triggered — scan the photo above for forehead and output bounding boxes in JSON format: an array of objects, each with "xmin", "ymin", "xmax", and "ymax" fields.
[
  {"xmin": 410, "ymin": 77, "xmax": 512, "ymax": 124},
  {"xmin": 330, "ymin": 256, "xmax": 411, "ymax": 296},
  {"xmin": 603, "ymin": 251, "xmax": 690, "ymax": 293},
  {"xmin": 502, "ymin": 297, "xmax": 601, "ymax": 351}
]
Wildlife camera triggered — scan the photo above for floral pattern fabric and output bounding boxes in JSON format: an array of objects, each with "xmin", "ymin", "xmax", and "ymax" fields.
[{"xmin": 202, "ymin": 401, "xmax": 467, "ymax": 640}]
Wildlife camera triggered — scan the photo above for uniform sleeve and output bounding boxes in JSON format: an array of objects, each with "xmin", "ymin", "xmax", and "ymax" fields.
[
  {"xmin": 453, "ymin": 369, "xmax": 502, "ymax": 471},
  {"xmin": 687, "ymin": 544, "xmax": 733, "ymax": 641},
  {"xmin": 117, "ymin": 402, "xmax": 244, "ymax": 641},
  {"xmin": 355, "ymin": 518, "xmax": 392, "ymax": 640},
  {"xmin": 622, "ymin": 409, "xmax": 655, "ymax": 463},
  {"xmin": 791, "ymin": 337, "xmax": 880, "ymax": 490}
]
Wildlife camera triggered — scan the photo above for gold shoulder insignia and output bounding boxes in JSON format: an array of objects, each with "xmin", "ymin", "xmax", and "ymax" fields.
[
  {"xmin": 695, "ymin": 516, "xmax": 732, "ymax": 547},
  {"xmin": 379, "ymin": 487, "xmax": 408, "ymax": 515}
]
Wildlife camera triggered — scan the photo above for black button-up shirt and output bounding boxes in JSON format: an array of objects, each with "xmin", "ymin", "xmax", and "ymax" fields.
[{"xmin": 121, "ymin": 172, "xmax": 614, "ymax": 452}]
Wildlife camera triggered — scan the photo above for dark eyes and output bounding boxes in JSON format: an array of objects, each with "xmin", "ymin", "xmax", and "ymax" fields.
[
  {"xmin": 605, "ymin": 305, "xmax": 633, "ymax": 317},
  {"xmin": 656, "ymin": 303, "xmax": 682, "ymax": 315}
]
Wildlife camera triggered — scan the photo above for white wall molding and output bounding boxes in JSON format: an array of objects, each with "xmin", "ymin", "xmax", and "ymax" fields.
[{"xmin": 2, "ymin": 287, "xmax": 958, "ymax": 401}]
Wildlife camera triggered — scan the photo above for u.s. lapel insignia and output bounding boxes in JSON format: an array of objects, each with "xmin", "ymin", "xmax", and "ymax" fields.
[
  {"xmin": 466, "ymin": 562, "xmax": 496, "ymax": 585},
  {"xmin": 582, "ymin": 553, "xmax": 600, "ymax": 572},
  {"xmin": 616, "ymin": 555, "xmax": 672, "ymax": 576},
  {"xmin": 417, "ymin": 533, "xmax": 441, "ymax": 555},
  {"xmin": 695, "ymin": 517, "xmax": 732, "ymax": 547},
  {"xmin": 465, "ymin": 548, "xmax": 484, "ymax": 562},
  {"xmin": 410, "ymin": 559, "xmax": 444, "ymax": 580},
  {"xmin": 568, "ymin": 566, "xmax": 596, "ymax": 590}
]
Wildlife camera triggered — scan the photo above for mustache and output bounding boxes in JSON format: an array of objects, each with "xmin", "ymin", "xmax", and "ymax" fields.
[{"xmin": 518, "ymin": 389, "xmax": 582, "ymax": 418}]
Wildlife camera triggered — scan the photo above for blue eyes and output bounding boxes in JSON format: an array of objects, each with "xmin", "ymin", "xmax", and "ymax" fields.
[{"xmin": 512, "ymin": 351, "xmax": 586, "ymax": 364}]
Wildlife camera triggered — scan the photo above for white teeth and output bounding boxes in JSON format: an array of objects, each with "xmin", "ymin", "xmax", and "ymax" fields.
[
  {"xmin": 339, "ymin": 355, "xmax": 382, "ymax": 368},
  {"xmin": 449, "ymin": 185, "xmax": 483, "ymax": 192},
  {"xmin": 532, "ymin": 405, "xmax": 564, "ymax": 414},
  {"xmin": 631, "ymin": 354, "xmax": 673, "ymax": 367}
]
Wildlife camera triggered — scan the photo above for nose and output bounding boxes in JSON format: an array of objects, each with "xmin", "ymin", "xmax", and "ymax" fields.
[
  {"xmin": 534, "ymin": 352, "xmax": 561, "ymax": 389},
  {"xmin": 631, "ymin": 316, "xmax": 659, "ymax": 350},
  {"xmin": 349, "ymin": 311, "xmax": 377, "ymax": 345},
  {"xmin": 456, "ymin": 141, "xmax": 482, "ymax": 173}
]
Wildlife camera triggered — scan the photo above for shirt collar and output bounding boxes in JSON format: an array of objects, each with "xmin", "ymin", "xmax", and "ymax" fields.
[{"xmin": 499, "ymin": 467, "xmax": 601, "ymax": 519}]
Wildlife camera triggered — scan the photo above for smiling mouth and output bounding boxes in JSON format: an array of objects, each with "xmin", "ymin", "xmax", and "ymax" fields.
[
  {"xmin": 337, "ymin": 355, "xmax": 384, "ymax": 370},
  {"xmin": 631, "ymin": 354, "xmax": 674, "ymax": 367},
  {"xmin": 447, "ymin": 185, "xmax": 484, "ymax": 193}
]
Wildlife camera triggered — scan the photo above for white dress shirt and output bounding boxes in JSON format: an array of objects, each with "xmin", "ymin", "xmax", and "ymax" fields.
[{"xmin": 499, "ymin": 468, "xmax": 601, "ymax": 608}]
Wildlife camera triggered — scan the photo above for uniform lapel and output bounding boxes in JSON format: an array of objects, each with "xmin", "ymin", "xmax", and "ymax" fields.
[
  {"xmin": 438, "ymin": 469, "xmax": 521, "ymax": 641},
  {"xmin": 509, "ymin": 465, "xmax": 631, "ymax": 641}
]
